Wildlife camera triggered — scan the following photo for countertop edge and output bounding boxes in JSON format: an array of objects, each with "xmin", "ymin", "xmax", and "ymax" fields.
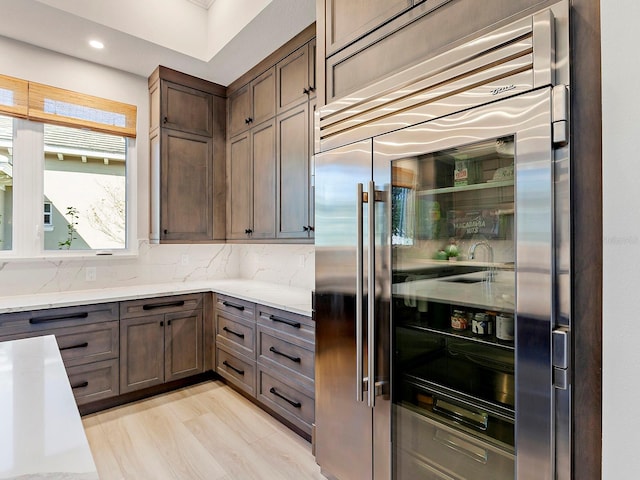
[{"xmin": 0, "ymin": 280, "xmax": 313, "ymax": 317}]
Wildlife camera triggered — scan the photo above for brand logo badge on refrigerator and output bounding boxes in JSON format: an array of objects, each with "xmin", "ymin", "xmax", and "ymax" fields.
[{"xmin": 490, "ymin": 84, "xmax": 516, "ymax": 96}]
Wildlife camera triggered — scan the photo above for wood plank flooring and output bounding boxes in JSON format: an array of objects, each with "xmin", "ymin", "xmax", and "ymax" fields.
[{"xmin": 82, "ymin": 380, "xmax": 326, "ymax": 480}]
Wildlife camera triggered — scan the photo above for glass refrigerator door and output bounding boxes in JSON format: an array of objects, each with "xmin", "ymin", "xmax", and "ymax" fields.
[{"xmin": 375, "ymin": 88, "xmax": 555, "ymax": 480}]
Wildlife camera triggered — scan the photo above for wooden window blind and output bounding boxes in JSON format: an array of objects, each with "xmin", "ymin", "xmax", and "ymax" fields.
[{"xmin": 0, "ymin": 74, "xmax": 136, "ymax": 138}]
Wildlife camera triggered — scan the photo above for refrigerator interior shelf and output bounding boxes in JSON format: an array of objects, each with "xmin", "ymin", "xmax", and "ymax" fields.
[
  {"xmin": 416, "ymin": 179, "xmax": 515, "ymax": 196},
  {"xmin": 398, "ymin": 322, "xmax": 515, "ymax": 351}
]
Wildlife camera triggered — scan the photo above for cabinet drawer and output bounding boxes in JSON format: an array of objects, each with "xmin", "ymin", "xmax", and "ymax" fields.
[
  {"xmin": 216, "ymin": 345, "xmax": 256, "ymax": 397},
  {"xmin": 257, "ymin": 305, "xmax": 314, "ymax": 344},
  {"xmin": 215, "ymin": 294, "xmax": 255, "ymax": 322},
  {"xmin": 55, "ymin": 320, "xmax": 119, "ymax": 367},
  {"xmin": 0, "ymin": 303, "xmax": 119, "ymax": 337},
  {"xmin": 67, "ymin": 358, "xmax": 119, "ymax": 405},
  {"xmin": 120, "ymin": 294, "xmax": 202, "ymax": 319},
  {"xmin": 257, "ymin": 367, "xmax": 314, "ymax": 433},
  {"xmin": 216, "ymin": 313, "xmax": 255, "ymax": 357},
  {"xmin": 396, "ymin": 407, "xmax": 514, "ymax": 480},
  {"xmin": 257, "ymin": 327, "xmax": 314, "ymax": 381}
]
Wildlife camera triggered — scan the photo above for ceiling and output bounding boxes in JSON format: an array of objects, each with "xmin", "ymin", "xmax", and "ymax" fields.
[{"xmin": 0, "ymin": 0, "xmax": 316, "ymax": 86}]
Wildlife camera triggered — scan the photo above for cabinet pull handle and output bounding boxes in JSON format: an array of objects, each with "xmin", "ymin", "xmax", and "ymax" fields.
[
  {"xmin": 163, "ymin": 229, "xmax": 168, "ymax": 235},
  {"xmin": 222, "ymin": 301, "xmax": 245, "ymax": 311},
  {"xmin": 303, "ymin": 87, "xmax": 310, "ymax": 95},
  {"xmin": 268, "ymin": 314, "xmax": 301, "ymax": 329},
  {"xmin": 223, "ymin": 360, "xmax": 244, "ymax": 375},
  {"xmin": 223, "ymin": 326, "xmax": 245, "ymax": 339},
  {"xmin": 142, "ymin": 300, "xmax": 185, "ymax": 310},
  {"xmin": 167, "ymin": 320, "xmax": 172, "ymax": 326},
  {"xmin": 307, "ymin": 225, "xmax": 314, "ymax": 232},
  {"xmin": 59, "ymin": 342, "xmax": 89, "ymax": 351},
  {"xmin": 160, "ymin": 321, "xmax": 164, "ymax": 327},
  {"xmin": 71, "ymin": 381, "xmax": 89, "ymax": 389},
  {"xmin": 245, "ymin": 117, "xmax": 253, "ymax": 124},
  {"xmin": 269, "ymin": 387, "xmax": 301, "ymax": 408},
  {"xmin": 30, "ymin": 312, "xmax": 89, "ymax": 324},
  {"xmin": 308, "ymin": 85, "xmax": 315, "ymax": 92},
  {"xmin": 303, "ymin": 225, "xmax": 309, "ymax": 232},
  {"xmin": 163, "ymin": 116, "xmax": 168, "ymax": 124},
  {"xmin": 269, "ymin": 346, "xmax": 301, "ymax": 363},
  {"xmin": 244, "ymin": 228, "xmax": 253, "ymax": 235}
]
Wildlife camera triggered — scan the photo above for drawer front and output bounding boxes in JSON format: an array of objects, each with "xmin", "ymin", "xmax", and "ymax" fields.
[
  {"xmin": 396, "ymin": 407, "xmax": 514, "ymax": 480},
  {"xmin": 215, "ymin": 294, "xmax": 256, "ymax": 322},
  {"xmin": 55, "ymin": 321, "xmax": 119, "ymax": 367},
  {"xmin": 120, "ymin": 294, "xmax": 203, "ymax": 319},
  {"xmin": 66, "ymin": 358, "xmax": 119, "ymax": 405},
  {"xmin": 257, "ymin": 327, "xmax": 314, "ymax": 381},
  {"xmin": 216, "ymin": 313, "xmax": 255, "ymax": 357},
  {"xmin": 257, "ymin": 368, "xmax": 314, "ymax": 432},
  {"xmin": 0, "ymin": 303, "xmax": 119, "ymax": 337},
  {"xmin": 216, "ymin": 345, "xmax": 256, "ymax": 397},
  {"xmin": 257, "ymin": 305, "xmax": 314, "ymax": 344}
]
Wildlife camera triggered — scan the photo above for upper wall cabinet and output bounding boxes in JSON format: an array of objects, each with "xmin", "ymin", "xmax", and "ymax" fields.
[
  {"xmin": 228, "ymin": 67, "xmax": 276, "ymax": 138},
  {"xmin": 325, "ymin": 0, "xmax": 412, "ymax": 56},
  {"xmin": 149, "ymin": 66, "xmax": 227, "ymax": 243},
  {"xmin": 276, "ymin": 41, "xmax": 316, "ymax": 114},
  {"xmin": 319, "ymin": 0, "xmax": 546, "ymax": 105}
]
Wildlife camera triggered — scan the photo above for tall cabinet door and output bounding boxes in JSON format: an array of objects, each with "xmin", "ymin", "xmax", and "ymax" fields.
[
  {"xmin": 314, "ymin": 139, "xmax": 374, "ymax": 480},
  {"xmin": 252, "ymin": 119, "xmax": 277, "ymax": 239},
  {"xmin": 276, "ymin": 103, "xmax": 309, "ymax": 238},
  {"xmin": 227, "ymin": 132, "xmax": 253, "ymax": 239},
  {"xmin": 161, "ymin": 130, "xmax": 213, "ymax": 241}
]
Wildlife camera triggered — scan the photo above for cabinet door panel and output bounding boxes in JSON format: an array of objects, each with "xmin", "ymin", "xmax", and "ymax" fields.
[
  {"xmin": 228, "ymin": 83, "xmax": 252, "ymax": 137},
  {"xmin": 227, "ymin": 132, "xmax": 253, "ymax": 239},
  {"xmin": 277, "ymin": 103, "xmax": 309, "ymax": 238},
  {"xmin": 277, "ymin": 46, "xmax": 310, "ymax": 114},
  {"xmin": 120, "ymin": 315, "xmax": 165, "ymax": 393},
  {"xmin": 165, "ymin": 310, "xmax": 204, "ymax": 382},
  {"xmin": 162, "ymin": 81, "xmax": 213, "ymax": 136},
  {"xmin": 326, "ymin": 0, "xmax": 412, "ymax": 55},
  {"xmin": 252, "ymin": 119, "xmax": 277, "ymax": 238},
  {"xmin": 161, "ymin": 130, "xmax": 213, "ymax": 241},
  {"xmin": 252, "ymin": 67, "xmax": 276, "ymax": 125}
]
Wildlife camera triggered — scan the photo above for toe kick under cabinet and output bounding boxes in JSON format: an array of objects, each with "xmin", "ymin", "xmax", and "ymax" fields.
[
  {"xmin": 215, "ymin": 294, "xmax": 315, "ymax": 438},
  {"xmin": 0, "ymin": 303, "xmax": 120, "ymax": 405}
]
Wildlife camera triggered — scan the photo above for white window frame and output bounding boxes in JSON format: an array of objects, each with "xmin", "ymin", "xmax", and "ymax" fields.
[
  {"xmin": 43, "ymin": 201, "xmax": 53, "ymax": 231},
  {"xmin": 1, "ymin": 118, "xmax": 137, "ymax": 260}
]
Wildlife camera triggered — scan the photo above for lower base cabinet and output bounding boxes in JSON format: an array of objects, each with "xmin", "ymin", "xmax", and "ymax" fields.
[
  {"xmin": 214, "ymin": 294, "xmax": 315, "ymax": 438},
  {"xmin": 120, "ymin": 294, "xmax": 205, "ymax": 394},
  {"xmin": 67, "ymin": 358, "xmax": 120, "ymax": 405}
]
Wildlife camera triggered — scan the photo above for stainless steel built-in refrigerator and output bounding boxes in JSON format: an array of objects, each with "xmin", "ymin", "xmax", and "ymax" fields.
[{"xmin": 314, "ymin": 2, "xmax": 571, "ymax": 479}]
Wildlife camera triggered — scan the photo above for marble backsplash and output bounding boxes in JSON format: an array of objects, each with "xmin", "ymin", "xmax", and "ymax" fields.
[{"xmin": 0, "ymin": 241, "xmax": 315, "ymax": 297}]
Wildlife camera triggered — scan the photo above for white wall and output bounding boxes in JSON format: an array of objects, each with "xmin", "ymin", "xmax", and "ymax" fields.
[
  {"xmin": 0, "ymin": 35, "xmax": 315, "ymax": 296},
  {"xmin": 601, "ymin": 2, "xmax": 640, "ymax": 478}
]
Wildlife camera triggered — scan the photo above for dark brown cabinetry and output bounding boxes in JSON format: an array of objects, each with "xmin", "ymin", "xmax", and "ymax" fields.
[
  {"xmin": 226, "ymin": 26, "xmax": 316, "ymax": 242},
  {"xmin": 214, "ymin": 294, "xmax": 315, "ymax": 439},
  {"xmin": 120, "ymin": 294, "xmax": 204, "ymax": 394},
  {"xmin": 0, "ymin": 303, "xmax": 120, "ymax": 405},
  {"xmin": 149, "ymin": 66, "xmax": 226, "ymax": 243}
]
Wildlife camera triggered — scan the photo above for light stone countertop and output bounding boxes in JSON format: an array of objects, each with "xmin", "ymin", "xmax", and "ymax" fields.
[
  {"xmin": 0, "ymin": 279, "xmax": 313, "ymax": 317},
  {"xmin": 0, "ymin": 335, "xmax": 99, "ymax": 480}
]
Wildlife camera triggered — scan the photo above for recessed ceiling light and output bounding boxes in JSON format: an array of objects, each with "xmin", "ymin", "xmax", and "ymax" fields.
[{"xmin": 89, "ymin": 40, "xmax": 104, "ymax": 49}]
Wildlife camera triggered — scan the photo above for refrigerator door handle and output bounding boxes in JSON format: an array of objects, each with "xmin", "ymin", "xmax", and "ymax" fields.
[
  {"xmin": 356, "ymin": 183, "xmax": 365, "ymax": 403},
  {"xmin": 367, "ymin": 180, "xmax": 376, "ymax": 408}
]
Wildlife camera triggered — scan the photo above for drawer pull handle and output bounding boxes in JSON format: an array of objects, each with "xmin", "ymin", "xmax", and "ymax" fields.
[
  {"xmin": 269, "ymin": 346, "xmax": 301, "ymax": 363},
  {"xmin": 30, "ymin": 312, "xmax": 89, "ymax": 324},
  {"xmin": 268, "ymin": 314, "xmax": 301, "ymax": 329},
  {"xmin": 142, "ymin": 300, "xmax": 185, "ymax": 310},
  {"xmin": 223, "ymin": 326, "xmax": 245, "ymax": 339},
  {"xmin": 71, "ymin": 381, "xmax": 89, "ymax": 389},
  {"xmin": 60, "ymin": 342, "xmax": 89, "ymax": 351},
  {"xmin": 222, "ymin": 301, "xmax": 245, "ymax": 311},
  {"xmin": 269, "ymin": 387, "xmax": 301, "ymax": 408},
  {"xmin": 222, "ymin": 360, "xmax": 244, "ymax": 376}
]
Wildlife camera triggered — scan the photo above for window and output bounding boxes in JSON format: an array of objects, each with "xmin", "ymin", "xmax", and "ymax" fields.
[{"xmin": 0, "ymin": 74, "xmax": 136, "ymax": 258}]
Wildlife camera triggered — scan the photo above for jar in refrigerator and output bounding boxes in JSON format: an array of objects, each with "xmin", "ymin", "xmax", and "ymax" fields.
[
  {"xmin": 472, "ymin": 312, "xmax": 494, "ymax": 336},
  {"xmin": 451, "ymin": 309, "xmax": 469, "ymax": 331},
  {"xmin": 496, "ymin": 313, "xmax": 515, "ymax": 340}
]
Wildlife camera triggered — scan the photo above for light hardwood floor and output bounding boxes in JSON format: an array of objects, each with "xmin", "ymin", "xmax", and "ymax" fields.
[{"xmin": 82, "ymin": 380, "xmax": 326, "ymax": 480}]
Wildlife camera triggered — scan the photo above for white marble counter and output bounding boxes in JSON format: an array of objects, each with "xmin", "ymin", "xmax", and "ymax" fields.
[
  {"xmin": 0, "ymin": 279, "xmax": 313, "ymax": 317},
  {"xmin": 0, "ymin": 335, "xmax": 98, "ymax": 480},
  {"xmin": 393, "ymin": 270, "xmax": 515, "ymax": 312}
]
